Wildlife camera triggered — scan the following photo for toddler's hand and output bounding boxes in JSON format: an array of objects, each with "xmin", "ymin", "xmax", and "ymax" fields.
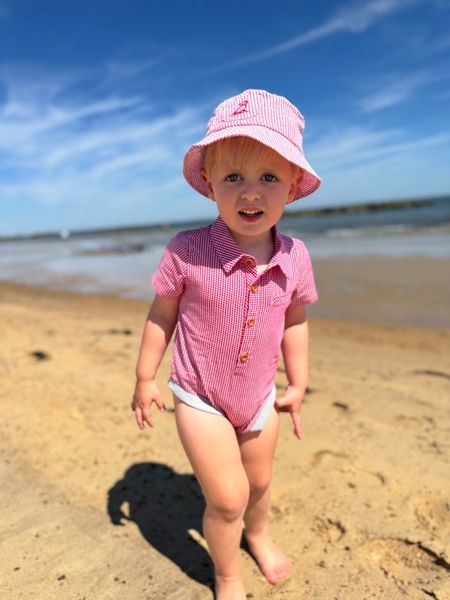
[
  {"xmin": 275, "ymin": 385, "xmax": 304, "ymax": 440},
  {"xmin": 130, "ymin": 379, "xmax": 166, "ymax": 430}
]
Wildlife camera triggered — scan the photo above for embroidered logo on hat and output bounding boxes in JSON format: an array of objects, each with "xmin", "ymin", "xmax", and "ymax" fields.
[
  {"xmin": 220, "ymin": 97, "xmax": 257, "ymax": 123},
  {"xmin": 231, "ymin": 100, "xmax": 249, "ymax": 116}
]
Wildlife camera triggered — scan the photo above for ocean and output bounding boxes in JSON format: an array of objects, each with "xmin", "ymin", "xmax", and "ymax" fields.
[{"xmin": 1, "ymin": 196, "xmax": 449, "ymax": 300}]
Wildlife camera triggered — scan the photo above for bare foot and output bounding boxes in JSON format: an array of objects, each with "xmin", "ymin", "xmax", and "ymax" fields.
[
  {"xmin": 215, "ymin": 574, "xmax": 246, "ymax": 600},
  {"xmin": 245, "ymin": 532, "xmax": 291, "ymax": 584}
]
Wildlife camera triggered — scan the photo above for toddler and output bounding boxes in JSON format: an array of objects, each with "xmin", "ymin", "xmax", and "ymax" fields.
[{"xmin": 132, "ymin": 89, "xmax": 321, "ymax": 600}]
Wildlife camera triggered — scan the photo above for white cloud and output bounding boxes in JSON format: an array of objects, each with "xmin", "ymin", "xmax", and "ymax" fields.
[
  {"xmin": 421, "ymin": 33, "xmax": 450, "ymax": 56},
  {"xmin": 358, "ymin": 71, "xmax": 430, "ymax": 112},
  {"xmin": 357, "ymin": 63, "xmax": 450, "ymax": 112},
  {"xmin": 308, "ymin": 125, "xmax": 450, "ymax": 173},
  {"xmin": 206, "ymin": 0, "xmax": 417, "ymax": 72},
  {"xmin": 0, "ymin": 64, "xmax": 208, "ymax": 217},
  {"xmin": 0, "ymin": 96, "xmax": 145, "ymax": 151},
  {"xmin": 103, "ymin": 58, "xmax": 160, "ymax": 83}
]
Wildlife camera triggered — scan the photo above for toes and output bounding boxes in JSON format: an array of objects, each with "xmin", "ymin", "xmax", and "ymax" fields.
[{"xmin": 268, "ymin": 561, "xmax": 291, "ymax": 583}]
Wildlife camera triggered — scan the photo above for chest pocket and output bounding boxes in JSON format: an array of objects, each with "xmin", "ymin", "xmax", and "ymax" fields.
[{"xmin": 270, "ymin": 293, "xmax": 292, "ymax": 307}]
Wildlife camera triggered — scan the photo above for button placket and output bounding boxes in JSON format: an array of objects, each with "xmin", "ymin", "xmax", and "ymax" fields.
[{"xmin": 235, "ymin": 273, "xmax": 260, "ymax": 372}]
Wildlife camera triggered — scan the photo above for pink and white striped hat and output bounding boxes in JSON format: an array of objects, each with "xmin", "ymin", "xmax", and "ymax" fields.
[{"xmin": 183, "ymin": 89, "xmax": 321, "ymax": 202}]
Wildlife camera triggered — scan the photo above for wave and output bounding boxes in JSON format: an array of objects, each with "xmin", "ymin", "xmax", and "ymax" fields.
[{"xmin": 324, "ymin": 223, "xmax": 450, "ymax": 239}]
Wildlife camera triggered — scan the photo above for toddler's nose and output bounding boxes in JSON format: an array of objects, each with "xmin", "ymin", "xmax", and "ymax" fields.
[{"xmin": 240, "ymin": 183, "xmax": 261, "ymax": 201}]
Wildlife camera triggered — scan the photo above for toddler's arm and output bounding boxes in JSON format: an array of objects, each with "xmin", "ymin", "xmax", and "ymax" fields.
[
  {"xmin": 277, "ymin": 305, "xmax": 309, "ymax": 439},
  {"xmin": 131, "ymin": 295, "xmax": 179, "ymax": 430}
]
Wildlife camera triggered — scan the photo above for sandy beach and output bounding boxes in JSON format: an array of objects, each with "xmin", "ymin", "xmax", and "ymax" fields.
[{"xmin": 1, "ymin": 255, "xmax": 449, "ymax": 599}]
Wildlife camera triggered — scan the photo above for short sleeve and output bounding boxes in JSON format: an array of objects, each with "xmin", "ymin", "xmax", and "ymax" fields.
[
  {"xmin": 289, "ymin": 240, "xmax": 318, "ymax": 306},
  {"xmin": 151, "ymin": 232, "xmax": 189, "ymax": 298}
]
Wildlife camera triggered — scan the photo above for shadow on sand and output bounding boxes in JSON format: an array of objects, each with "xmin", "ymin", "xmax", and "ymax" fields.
[{"xmin": 107, "ymin": 462, "xmax": 214, "ymax": 591}]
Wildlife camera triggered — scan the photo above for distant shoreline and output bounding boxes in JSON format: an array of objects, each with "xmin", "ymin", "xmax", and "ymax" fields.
[
  {"xmin": 285, "ymin": 197, "xmax": 432, "ymax": 218},
  {"xmin": 2, "ymin": 194, "xmax": 448, "ymax": 242}
]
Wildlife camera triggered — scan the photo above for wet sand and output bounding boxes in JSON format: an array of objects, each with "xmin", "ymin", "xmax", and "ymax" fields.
[
  {"xmin": 1, "ymin": 264, "xmax": 449, "ymax": 599},
  {"xmin": 311, "ymin": 256, "xmax": 450, "ymax": 329}
]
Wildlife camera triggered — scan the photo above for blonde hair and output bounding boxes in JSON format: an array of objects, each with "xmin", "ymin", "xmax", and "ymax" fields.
[{"xmin": 202, "ymin": 136, "xmax": 301, "ymax": 179}]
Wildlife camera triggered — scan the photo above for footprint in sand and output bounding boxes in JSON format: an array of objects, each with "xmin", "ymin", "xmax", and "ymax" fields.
[
  {"xmin": 357, "ymin": 537, "xmax": 450, "ymax": 589},
  {"xmin": 309, "ymin": 450, "xmax": 386, "ymax": 487},
  {"xmin": 312, "ymin": 516, "xmax": 346, "ymax": 543},
  {"xmin": 394, "ymin": 414, "xmax": 436, "ymax": 431},
  {"xmin": 414, "ymin": 496, "xmax": 450, "ymax": 536},
  {"xmin": 269, "ymin": 504, "xmax": 289, "ymax": 522}
]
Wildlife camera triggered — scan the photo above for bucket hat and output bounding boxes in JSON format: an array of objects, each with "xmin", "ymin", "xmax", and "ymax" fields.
[{"xmin": 183, "ymin": 89, "xmax": 321, "ymax": 202}]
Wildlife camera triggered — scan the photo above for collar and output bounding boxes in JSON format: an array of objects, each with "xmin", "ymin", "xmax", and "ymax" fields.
[{"xmin": 209, "ymin": 216, "xmax": 293, "ymax": 277}]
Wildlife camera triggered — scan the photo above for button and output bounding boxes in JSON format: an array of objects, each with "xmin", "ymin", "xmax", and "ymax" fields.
[
  {"xmin": 239, "ymin": 353, "xmax": 249, "ymax": 363},
  {"xmin": 244, "ymin": 258, "xmax": 254, "ymax": 267},
  {"xmin": 247, "ymin": 318, "xmax": 255, "ymax": 327},
  {"xmin": 251, "ymin": 283, "xmax": 259, "ymax": 293}
]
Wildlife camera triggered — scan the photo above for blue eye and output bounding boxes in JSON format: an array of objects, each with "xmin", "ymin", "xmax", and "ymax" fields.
[
  {"xmin": 262, "ymin": 173, "xmax": 278, "ymax": 182},
  {"xmin": 225, "ymin": 173, "xmax": 241, "ymax": 182}
]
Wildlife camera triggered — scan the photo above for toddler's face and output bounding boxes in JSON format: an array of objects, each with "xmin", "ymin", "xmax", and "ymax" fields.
[{"xmin": 201, "ymin": 141, "xmax": 300, "ymax": 246}]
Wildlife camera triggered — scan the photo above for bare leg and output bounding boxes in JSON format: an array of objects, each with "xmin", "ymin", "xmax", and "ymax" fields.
[
  {"xmin": 238, "ymin": 409, "xmax": 291, "ymax": 584},
  {"xmin": 174, "ymin": 397, "xmax": 248, "ymax": 600}
]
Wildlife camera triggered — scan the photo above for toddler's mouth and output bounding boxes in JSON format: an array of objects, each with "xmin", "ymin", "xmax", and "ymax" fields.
[{"xmin": 238, "ymin": 209, "xmax": 264, "ymax": 222}]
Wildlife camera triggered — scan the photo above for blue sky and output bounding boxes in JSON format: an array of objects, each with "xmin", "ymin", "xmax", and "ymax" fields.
[{"xmin": 1, "ymin": 0, "xmax": 449, "ymax": 236}]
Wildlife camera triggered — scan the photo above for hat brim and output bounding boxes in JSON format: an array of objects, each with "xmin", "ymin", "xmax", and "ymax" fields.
[{"xmin": 183, "ymin": 125, "xmax": 321, "ymax": 202}]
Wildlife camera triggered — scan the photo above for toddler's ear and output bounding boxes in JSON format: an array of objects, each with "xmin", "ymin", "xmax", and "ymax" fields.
[
  {"xmin": 288, "ymin": 168, "xmax": 303, "ymax": 201},
  {"xmin": 201, "ymin": 168, "xmax": 215, "ymax": 200}
]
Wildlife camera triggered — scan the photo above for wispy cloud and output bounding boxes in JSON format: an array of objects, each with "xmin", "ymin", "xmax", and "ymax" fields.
[
  {"xmin": 0, "ymin": 64, "xmax": 206, "ymax": 213},
  {"xmin": 358, "ymin": 71, "xmax": 430, "ymax": 112},
  {"xmin": 357, "ymin": 63, "xmax": 450, "ymax": 112},
  {"xmin": 421, "ymin": 32, "xmax": 450, "ymax": 56},
  {"xmin": 103, "ymin": 58, "xmax": 160, "ymax": 82},
  {"xmin": 206, "ymin": 0, "xmax": 417, "ymax": 73},
  {"xmin": 436, "ymin": 89, "xmax": 450, "ymax": 99},
  {"xmin": 308, "ymin": 126, "xmax": 450, "ymax": 172}
]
